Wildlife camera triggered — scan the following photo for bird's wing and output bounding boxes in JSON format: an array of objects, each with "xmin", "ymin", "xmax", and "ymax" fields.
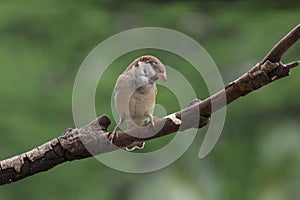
[
  {"xmin": 114, "ymin": 74, "xmax": 135, "ymax": 119},
  {"xmin": 149, "ymin": 83, "xmax": 157, "ymax": 116}
]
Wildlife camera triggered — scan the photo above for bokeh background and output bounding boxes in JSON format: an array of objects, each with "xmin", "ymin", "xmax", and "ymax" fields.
[{"xmin": 1, "ymin": 1, "xmax": 300, "ymax": 200}]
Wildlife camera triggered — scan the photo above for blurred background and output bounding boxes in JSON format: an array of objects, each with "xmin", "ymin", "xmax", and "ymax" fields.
[{"xmin": 0, "ymin": 1, "xmax": 300, "ymax": 199}]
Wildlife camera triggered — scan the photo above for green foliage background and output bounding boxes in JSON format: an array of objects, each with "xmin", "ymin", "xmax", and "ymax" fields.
[{"xmin": 0, "ymin": 1, "xmax": 300, "ymax": 199}]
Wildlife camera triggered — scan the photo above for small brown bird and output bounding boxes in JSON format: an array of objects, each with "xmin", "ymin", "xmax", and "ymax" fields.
[{"xmin": 110, "ymin": 55, "xmax": 167, "ymax": 150}]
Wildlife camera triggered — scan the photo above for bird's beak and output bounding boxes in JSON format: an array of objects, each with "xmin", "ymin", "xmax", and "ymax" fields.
[{"xmin": 157, "ymin": 72, "xmax": 167, "ymax": 81}]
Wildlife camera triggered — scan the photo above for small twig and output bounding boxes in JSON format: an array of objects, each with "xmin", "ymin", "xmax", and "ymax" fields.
[
  {"xmin": 262, "ymin": 24, "xmax": 300, "ymax": 63},
  {"xmin": 286, "ymin": 61, "xmax": 300, "ymax": 69}
]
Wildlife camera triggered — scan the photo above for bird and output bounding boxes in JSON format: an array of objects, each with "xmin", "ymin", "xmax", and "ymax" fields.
[{"xmin": 110, "ymin": 55, "xmax": 167, "ymax": 151}]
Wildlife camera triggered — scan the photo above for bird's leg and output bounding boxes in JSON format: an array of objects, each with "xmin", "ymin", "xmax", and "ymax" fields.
[
  {"xmin": 109, "ymin": 117, "xmax": 124, "ymax": 143},
  {"xmin": 147, "ymin": 114, "xmax": 158, "ymax": 127},
  {"xmin": 150, "ymin": 116, "xmax": 155, "ymax": 127},
  {"xmin": 109, "ymin": 127, "xmax": 119, "ymax": 143}
]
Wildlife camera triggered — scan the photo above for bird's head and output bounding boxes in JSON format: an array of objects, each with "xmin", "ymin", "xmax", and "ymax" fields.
[{"xmin": 127, "ymin": 55, "xmax": 167, "ymax": 84}]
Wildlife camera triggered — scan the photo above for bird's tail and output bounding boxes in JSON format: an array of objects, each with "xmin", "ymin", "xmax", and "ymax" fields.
[{"xmin": 125, "ymin": 120, "xmax": 145, "ymax": 151}]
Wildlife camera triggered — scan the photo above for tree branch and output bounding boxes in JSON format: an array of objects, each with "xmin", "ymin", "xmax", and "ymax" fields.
[{"xmin": 1, "ymin": 24, "xmax": 299, "ymax": 186}]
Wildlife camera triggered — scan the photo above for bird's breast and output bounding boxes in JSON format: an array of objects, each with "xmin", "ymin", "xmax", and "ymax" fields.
[
  {"xmin": 129, "ymin": 84, "xmax": 156, "ymax": 121},
  {"xmin": 114, "ymin": 73, "xmax": 157, "ymax": 122}
]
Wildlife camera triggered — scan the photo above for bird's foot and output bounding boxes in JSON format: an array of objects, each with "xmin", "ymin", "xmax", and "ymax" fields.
[
  {"xmin": 109, "ymin": 128, "xmax": 119, "ymax": 143},
  {"xmin": 148, "ymin": 116, "xmax": 158, "ymax": 127},
  {"xmin": 150, "ymin": 117, "xmax": 155, "ymax": 127},
  {"xmin": 147, "ymin": 116, "xmax": 158, "ymax": 131}
]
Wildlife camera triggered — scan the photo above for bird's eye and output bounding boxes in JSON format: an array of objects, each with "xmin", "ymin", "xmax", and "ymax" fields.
[{"xmin": 151, "ymin": 63, "xmax": 159, "ymax": 70}]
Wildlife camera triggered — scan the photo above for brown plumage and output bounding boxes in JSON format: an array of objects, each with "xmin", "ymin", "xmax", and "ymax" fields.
[{"xmin": 110, "ymin": 55, "xmax": 167, "ymax": 150}]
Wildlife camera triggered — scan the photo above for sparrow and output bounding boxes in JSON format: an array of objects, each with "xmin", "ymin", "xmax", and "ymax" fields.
[{"xmin": 110, "ymin": 55, "xmax": 167, "ymax": 150}]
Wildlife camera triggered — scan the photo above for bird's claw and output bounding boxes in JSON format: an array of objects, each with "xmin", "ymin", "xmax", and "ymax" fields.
[
  {"xmin": 148, "ymin": 116, "xmax": 158, "ymax": 127},
  {"xmin": 109, "ymin": 129, "xmax": 119, "ymax": 143},
  {"xmin": 150, "ymin": 117, "xmax": 155, "ymax": 127}
]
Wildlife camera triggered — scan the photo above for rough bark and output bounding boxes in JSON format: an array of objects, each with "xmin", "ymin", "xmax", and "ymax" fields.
[{"xmin": 0, "ymin": 24, "xmax": 299, "ymax": 186}]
